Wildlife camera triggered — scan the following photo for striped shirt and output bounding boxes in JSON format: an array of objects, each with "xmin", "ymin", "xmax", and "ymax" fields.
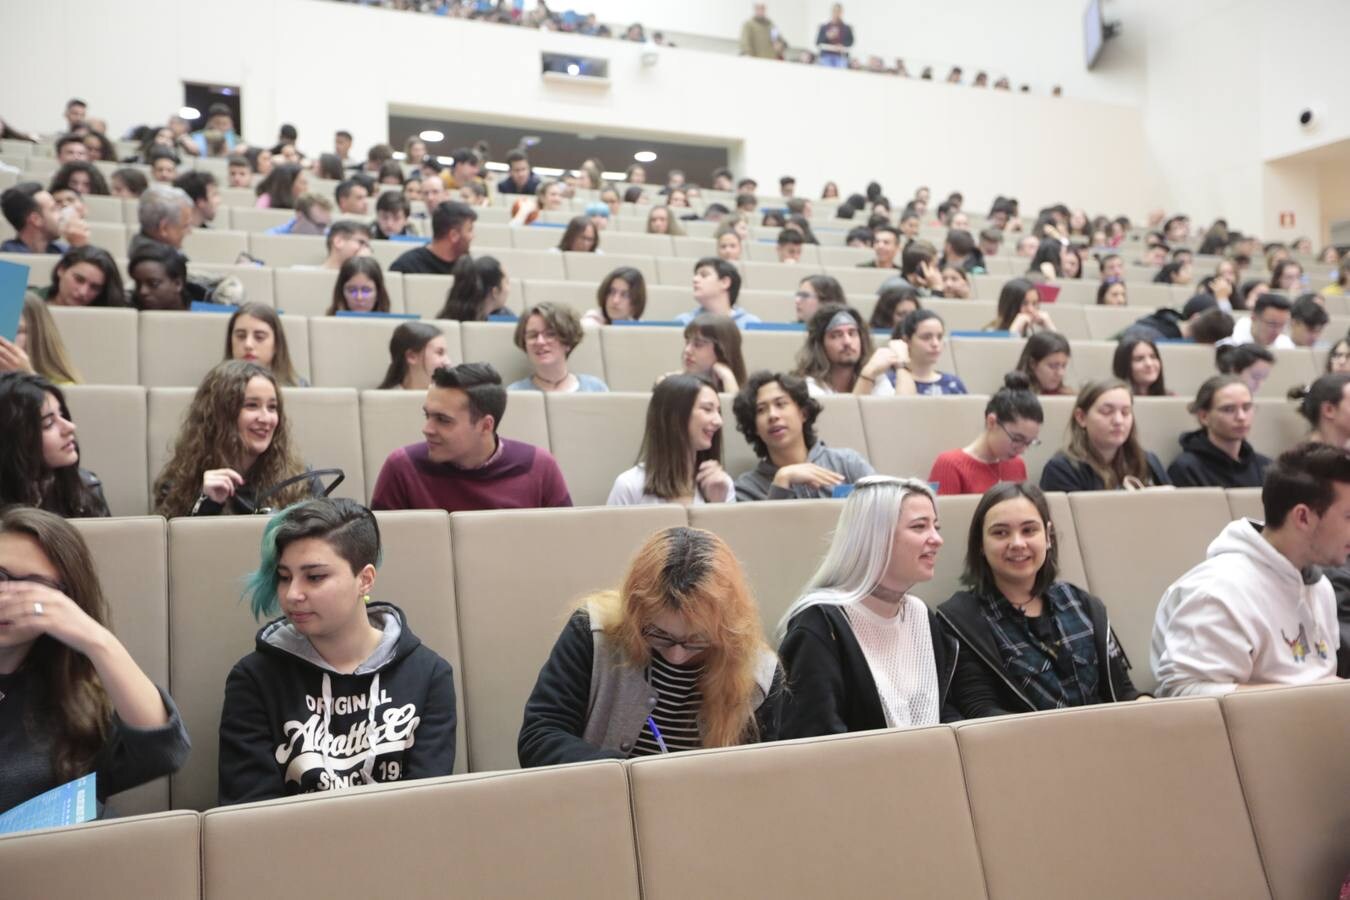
[{"xmin": 631, "ymin": 654, "xmax": 705, "ymax": 756}]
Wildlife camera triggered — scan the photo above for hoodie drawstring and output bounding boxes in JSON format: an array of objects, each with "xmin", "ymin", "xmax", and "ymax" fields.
[
  {"xmin": 362, "ymin": 672, "xmax": 381, "ymax": 784},
  {"xmin": 320, "ymin": 673, "xmax": 338, "ymax": 786}
]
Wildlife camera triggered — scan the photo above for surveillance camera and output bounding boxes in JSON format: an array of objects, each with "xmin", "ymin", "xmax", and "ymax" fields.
[{"xmin": 1298, "ymin": 104, "xmax": 1324, "ymax": 130}]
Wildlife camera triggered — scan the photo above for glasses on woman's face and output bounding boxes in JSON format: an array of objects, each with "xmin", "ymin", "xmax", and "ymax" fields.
[
  {"xmin": 0, "ymin": 566, "xmax": 68, "ymax": 595},
  {"xmin": 344, "ymin": 285, "xmax": 376, "ymax": 299},
  {"xmin": 999, "ymin": 422, "xmax": 1042, "ymax": 448},
  {"xmin": 642, "ymin": 626, "xmax": 711, "ymax": 654}
]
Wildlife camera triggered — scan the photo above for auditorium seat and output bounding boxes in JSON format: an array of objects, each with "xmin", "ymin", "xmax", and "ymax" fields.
[
  {"xmin": 181, "ymin": 229, "xmax": 249, "ymax": 265},
  {"xmin": 601, "ymin": 232, "xmax": 676, "ymax": 257},
  {"xmin": 1083, "ymin": 304, "xmax": 1146, "ymax": 340},
  {"xmin": 745, "ymin": 241, "xmax": 822, "ymax": 265},
  {"xmin": 1044, "ymin": 304, "xmax": 1090, "ymax": 339},
  {"xmin": 859, "ymin": 394, "xmax": 990, "ymax": 481},
  {"xmin": 925, "ymin": 298, "xmax": 1003, "ymax": 332},
  {"xmin": 246, "ymin": 233, "xmax": 326, "ymax": 268},
  {"xmin": 459, "ymin": 320, "xmax": 605, "ymax": 388},
  {"xmin": 70, "ymin": 516, "xmax": 170, "ymax": 816},
  {"xmin": 598, "ymin": 326, "xmax": 684, "ymax": 391},
  {"xmin": 48, "ymin": 306, "xmax": 139, "ymax": 385},
  {"xmin": 167, "ymin": 510, "xmax": 464, "ymax": 811},
  {"xmin": 64, "ymin": 384, "xmax": 149, "ymax": 516},
  {"xmin": 451, "ymin": 505, "xmax": 686, "ymax": 770},
  {"xmin": 80, "ymin": 193, "xmax": 125, "ymax": 223},
  {"xmin": 955, "ymin": 699, "xmax": 1270, "ymax": 900},
  {"xmin": 1067, "ymin": 488, "xmax": 1233, "ymax": 692},
  {"xmin": 487, "ymin": 247, "xmax": 566, "ymax": 281},
  {"xmin": 949, "ymin": 336, "xmax": 1028, "ymax": 394},
  {"xmin": 644, "ymin": 285, "xmax": 696, "ymax": 321},
  {"xmin": 138, "ymin": 310, "xmax": 310, "ymax": 388},
  {"xmin": 1020, "ymin": 394, "xmax": 1075, "ymax": 485},
  {"xmin": 225, "ymin": 207, "xmax": 294, "ymax": 233},
  {"xmin": 1221, "ymin": 682, "xmax": 1350, "ymax": 900},
  {"xmin": 189, "ymin": 263, "xmax": 276, "ymax": 308},
  {"xmin": 1264, "ymin": 347, "xmax": 1318, "ymax": 398},
  {"xmin": 672, "ymin": 236, "xmax": 716, "ymax": 259},
  {"xmin": 308, "ymin": 316, "xmax": 457, "ymax": 389},
  {"xmin": 1225, "ymin": 486, "xmax": 1263, "ymax": 521},
  {"xmin": 741, "ymin": 329, "xmax": 811, "ymax": 376},
  {"xmin": 86, "ymin": 220, "xmax": 127, "ymax": 251},
  {"xmin": 1, "ymin": 251, "xmax": 57, "ymax": 286},
  {"xmin": 564, "ymin": 250, "xmax": 656, "ymax": 284},
  {"xmin": 654, "ymin": 254, "xmax": 697, "ymax": 286},
  {"xmin": 518, "ymin": 278, "xmax": 593, "ymax": 312},
  {"xmin": 628, "ymin": 728, "xmax": 987, "ymax": 900},
  {"xmin": 200, "ymin": 762, "xmax": 640, "ymax": 899},
  {"xmin": 0, "ymin": 810, "xmax": 201, "ymax": 900},
  {"xmin": 1131, "ymin": 396, "xmax": 1199, "ymax": 467},
  {"xmin": 1156, "ymin": 342, "xmax": 1220, "ymax": 395},
  {"xmin": 273, "ymin": 267, "xmax": 405, "ymax": 316},
  {"xmin": 734, "ymin": 290, "xmax": 797, "ymax": 323},
  {"xmin": 510, "ymin": 225, "xmax": 568, "ymax": 251},
  {"xmin": 545, "ymin": 391, "xmax": 651, "ymax": 506},
  {"xmin": 401, "ymin": 273, "xmax": 459, "ymax": 318}
]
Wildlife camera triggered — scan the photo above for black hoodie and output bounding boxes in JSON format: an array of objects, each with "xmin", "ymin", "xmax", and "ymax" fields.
[
  {"xmin": 1167, "ymin": 428, "xmax": 1271, "ymax": 488},
  {"xmin": 218, "ymin": 601, "xmax": 456, "ymax": 806}
]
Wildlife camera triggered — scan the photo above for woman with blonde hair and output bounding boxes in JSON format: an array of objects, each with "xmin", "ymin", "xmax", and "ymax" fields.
[
  {"xmin": 1039, "ymin": 378, "xmax": 1169, "ymax": 492},
  {"xmin": 518, "ymin": 526, "xmax": 781, "ymax": 766},
  {"xmin": 0, "ymin": 296, "xmax": 82, "ymax": 384},
  {"xmin": 154, "ymin": 361, "xmax": 315, "ymax": 516},
  {"xmin": 646, "ymin": 205, "xmax": 686, "ymax": 237},
  {"xmin": 777, "ymin": 476, "xmax": 959, "ymax": 737}
]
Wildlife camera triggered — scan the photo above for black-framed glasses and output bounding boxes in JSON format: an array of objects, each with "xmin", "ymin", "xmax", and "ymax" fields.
[
  {"xmin": 0, "ymin": 566, "xmax": 68, "ymax": 595},
  {"xmin": 999, "ymin": 422, "xmax": 1042, "ymax": 449},
  {"xmin": 642, "ymin": 626, "xmax": 711, "ymax": 654}
]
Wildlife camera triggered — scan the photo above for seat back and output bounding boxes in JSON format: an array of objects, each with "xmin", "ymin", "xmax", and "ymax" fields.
[
  {"xmin": 459, "ymin": 321, "xmax": 607, "ymax": 387},
  {"xmin": 246, "ymin": 233, "xmax": 327, "ymax": 267},
  {"xmin": 279, "ymin": 387, "xmax": 366, "ymax": 501},
  {"xmin": 1132, "ymin": 397, "xmax": 1198, "ymax": 467},
  {"xmin": 1226, "ymin": 486, "xmax": 1263, "ymax": 520},
  {"xmin": 308, "ymin": 316, "xmax": 459, "ymax": 389},
  {"xmin": 138, "ymin": 311, "xmax": 310, "ymax": 387},
  {"xmin": 1221, "ymin": 682, "xmax": 1350, "ymax": 900},
  {"xmin": 451, "ymin": 505, "xmax": 686, "ymax": 771},
  {"xmin": 200, "ymin": 762, "xmax": 639, "ymax": 900},
  {"xmin": 950, "ymin": 337, "xmax": 1027, "ymax": 394},
  {"xmin": 956, "ymin": 699, "xmax": 1269, "ymax": 900},
  {"xmin": 181, "ymin": 229, "xmax": 249, "ymax": 264},
  {"xmin": 859, "ymin": 395, "xmax": 990, "ymax": 481},
  {"xmin": 47, "ymin": 306, "xmax": 139, "ymax": 385},
  {"xmin": 598, "ymin": 325, "xmax": 685, "ymax": 391},
  {"xmin": 564, "ymin": 251, "xmax": 657, "ymax": 284},
  {"xmin": 401, "ymin": 274, "xmax": 455, "ymax": 318},
  {"xmin": 63, "ymin": 384, "xmax": 149, "ymax": 516},
  {"xmin": 628, "ymin": 728, "xmax": 987, "ymax": 900},
  {"xmin": 545, "ymin": 392, "xmax": 650, "ymax": 506}
]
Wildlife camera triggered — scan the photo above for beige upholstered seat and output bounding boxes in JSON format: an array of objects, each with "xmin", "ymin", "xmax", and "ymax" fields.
[
  {"xmin": 598, "ymin": 326, "xmax": 686, "ymax": 391},
  {"xmin": 138, "ymin": 310, "xmax": 309, "ymax": 388},
  {"xmin": 459, "ymin": 320, "xmax": 607, "ymax": 388},
  {"xmin": 307, "ymin": 316, "xmax": 456, "ymax": 389},
  {"xmin": 1225, "ymin": 486, "xmax": 1263, "ymax": 520},
  {"xmin": 859, "ymin": 394, "xmax": 990, "ymax": 481},
  {"xmin": 189, "ymin": 263, "xmax": 276, "ymax": 307},
  {"xmin": 545, "ymin": 391, "xmax": 651, "ymax": 506},
  {"xmin": 63, "ymin": 384, "xmax": 149, "ymax": 516},
  {"xmin": 181, "ymin": 229, "xmax": 249, "ymax": 264},
  {"xmin": 949, "ymin": 336, "xmax": 1028, "ymax": 394},
  {"xmin": 47, "ymin": 306, "xmax": 139, "ymax": 385},
  {"xmin": 400, "ymin": 273, "xmax": 454, "ymax": 318},
  {"xmin": 564, "ymin": 250, "xmax": 657, "ymax": 284},
  {"xmin": 246, "ymin": 233, "xmax": 327, "ymax": 268}
]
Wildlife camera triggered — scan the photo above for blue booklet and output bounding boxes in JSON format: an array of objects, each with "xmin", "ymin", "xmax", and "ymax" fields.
[
  {"xmin": 0, "ymin": 258, "xmax": 29, "ymax": 342},
  {"xmin": 0, "ymin": 773, "xmax": 96, "ymax": 835},
  {"xmin": 190, "ymin": 301, "xmax": 238, "ymax": 314},
  {"xmin": 335, "ymin": 310, "xmax": 420, "ymax": 320}
]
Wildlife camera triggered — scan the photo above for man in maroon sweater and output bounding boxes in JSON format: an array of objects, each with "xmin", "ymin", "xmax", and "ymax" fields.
[{"xmin": 370, "ymin": 363, "xmax": 572, "ymax": 512}]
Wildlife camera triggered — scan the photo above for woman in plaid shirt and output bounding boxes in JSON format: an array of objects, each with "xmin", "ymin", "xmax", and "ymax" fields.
[{"xmin": 937, "ymin": 483, "xmax": 1142, "ymax": 717}]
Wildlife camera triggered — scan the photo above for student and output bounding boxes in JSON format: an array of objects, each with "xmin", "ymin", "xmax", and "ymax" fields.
[
  {"xmin": 1326, "ymin": 338, "xmax": 1350, "ymax": 375},
  {"xmin": 1216, "ymin": 343, "xmax": 1275, "ymax": 396},
  {"xmin": 776, "ymin": 229, "xmax": 804, "ymax": 264},
  {"xmin": 0, "ymin": 506, "xmax": 190, "ymax": 815},
  {"xmin": 377, "ymin": 322, "xmax": 450, "ymax": 390},
  {"xmin": 581, "ymin": 267, "xmax": 646, "ymax": 326},
  {"xmin": 370, "ymin": 363, "xmax": 572, "ymax": 513},
  {"xmin": 318, "ymin": 220, "xmax": 372, "ymax": 271},
  {"xmin": 777, "ymin": 477, "xmax": 959, "ymax": 737},
  {"xmin": 1, "ymin": 181, "xmax": 80, "ymax": 255},
  {"xmin": 326, "ymin": 256, "xmax": 392, "ymax": 315},
  {"xmin": 858, "ymin": 225, "xmax": 902, "ymax": 270},
  {"xmin": 128, "ymin": 244, "xmax": 189, "ymax": 311},
  {"xmin": 1113, "ymin": 336, "xmax": 1167, "ymax": 396},
  {"xmin": 940, "ymin": 266, "xmax": 972, "ymax": 299},
  {"xmin": 1229, "ymin": 293, "xmax": 1294, "ymax": 349},
  {"xmin": 518, "ymin": 527, "xmax": 780, "ymax": 766},
  {"xmin": 264, "ymin": 193, "xmax": 333, "ymax": 236},
  {"xmin": 794, "ymin": 274, "xmax": 846, "ymax": 324},
  {"xmin": 371, "ymin": 190, "xmax": 414, "ymax": 240},
  {"xmin": 1097, "ymin": 279, "xmax": 1127, "ymax": 306},
  {"xmin": 795, "ymin": 303, "xmax": 913, "ymax": 397},
  {"xmin": 938, "ymin": 483, "xmax": 1140, "ymax": 717},
  {"xmin": 225, "ymin": 303, "xmax": 305, "ymax": 388},
  {"xmin": 674, "ymin": 314, "xmax": 747, "ymax": 393},
  {"xmin": 0, "ymin": 297, "xmax": 82, "ymax": 384},
  {"xmin": 674, "ymin": 257, "xmax": 761, "ymax": 329},
  {"xmin": 1288, "ymin": 373, "xmax": 1350, "ymax": 449},
  {"xmin": 1120, "ymin": 305, "xmax": 1234, "ymax": 345},
  {"xmin": 218, "ymin": 498, "xmax": 457, "ymax": 804},
  {"xmin": 716, "ymin": 230, "xmax": 743, "ymax": 262},
  {"xmin": 507, "ymin": 303, "xmax": 609, "ymax": 393},
  {"xmin": 645, "ymin": 205, "xmax": 685, "ymax": 237},
  {"xmin": 731, "ymin": 370, "xmax": 874, "ymax": 501},
  {"xmin": 0, "ymin": 373, "xmax": 109, "ymax": 517},
  {"xmin": 1168, "ymin": 375, "xmax": 1271, "ymax": 488},
  {"xmin": 1039, "ymin": 379, "xmax": 1170, "ymax": 492},
  {"xmin": 556, "ymin": 216, "xmax": 600, "ymax": 253},
  {"xmin": 1015, "ymin": 331, "xmax": 1074, "ymax": 396},
  {"xmin": 895, "ymin": 309, "xmax": 966, "ymax": 394},
  {"xmin": 868, "ymin": 284, "xmax": 921, "ymax": 332},
  {"xmin": 900, "ymin": 240, "xmax": 947, "ymax": 297},
  {"xmin": 35, "ymin": 246, "xmax": 126, "ymax": 308},
  {"xmin": 1288, "ymin": 294, "xmax": 1329, "ymax": 348},
  {"xmin": 437, "ymin": 256, "xmax": 511, "ymax": 321},
  {"xmin": 1152, "ymin": 443, "xmax": 1346, "ymax": 696},
  {"xmin": 929, "ymin": 373, "xmax": 1044, "ymax": 496},
  {"xmin": 390, "ymin": 201, "xmax": 477, "ymax": 276},
  {"xmin": 154, "ymin": 361, "xmax": 316, "ymax": 517},
  {"xmin": 254, "ymin": 163, "xmax": 307, "ymax": 209},
  {"xmin": 986, "ymin": 278, "xmax": 1056, "ymax": 336},
  {"xmin": 608, "ymin": 374, "xmax": 734, "ymax": 506}
]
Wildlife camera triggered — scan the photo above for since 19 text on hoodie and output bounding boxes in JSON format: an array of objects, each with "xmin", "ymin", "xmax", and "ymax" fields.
[{"xmin": 1151, "ymin": 518, "xmax": 1339, "ymax": 697}]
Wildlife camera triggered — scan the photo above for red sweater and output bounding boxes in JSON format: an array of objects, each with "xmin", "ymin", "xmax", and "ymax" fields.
[
  {"xmin": 928, "ymin": 449, "xmax": 1027, "ymax": 496},
  {"xmin": 370, "ymin": 439, "xmax": 572, "ymax": 512}
]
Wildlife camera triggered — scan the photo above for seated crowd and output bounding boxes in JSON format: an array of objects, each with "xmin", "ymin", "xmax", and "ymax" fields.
[{"xmin": 0, "ymin": 96, "xmax": 1346, "ymax": 835}]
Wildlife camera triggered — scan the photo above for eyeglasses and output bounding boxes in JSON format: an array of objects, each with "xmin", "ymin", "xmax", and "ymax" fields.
[
  {"xmin": 524, "ymin": 330, "xmax": 560, "ymax": 344},
  {"xmin": 999, "ymin": 422, "xmax": 1042, "ymax": 448},
  {"xmin": 0, "ymin": 566, "xmax": 68, "ymax": 595},
  {"xmin": 642, "ymin": 626, "xmax": 711, "ymax": 654},
  {"xmin": 344, "ymin": 285, "xmax": 376, "ymax": 298}
]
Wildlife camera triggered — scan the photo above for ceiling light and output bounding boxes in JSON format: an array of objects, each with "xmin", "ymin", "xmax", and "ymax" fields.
[
  {"xmin": 633, "ymin": 151, "xmax": 657, "ymax": 163},
  {"xmin": 419, "ymin": 130, "xmax": 445, "ymax": 142},
  {"xmin": 566, "ymin": 64, "xmax": 581, "ymax": 76},
  {"xmin": 178, "ymin": 106, "xmax": 200, "ymax": 120}
]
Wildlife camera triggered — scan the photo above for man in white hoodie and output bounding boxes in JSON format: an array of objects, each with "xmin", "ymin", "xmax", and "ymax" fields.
[{"xmin": 1152, "ymin": 443, "xmax": 1349, "ymax": 696}]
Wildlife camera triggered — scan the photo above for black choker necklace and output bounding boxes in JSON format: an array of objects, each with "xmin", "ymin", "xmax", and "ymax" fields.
[
  {"xmin": 533, "ymin": 371, "xmax": 571, "ymax": 388},
  {"xmin": 869, "ymin": 583, "xmax": 908, "ymax": 605}
]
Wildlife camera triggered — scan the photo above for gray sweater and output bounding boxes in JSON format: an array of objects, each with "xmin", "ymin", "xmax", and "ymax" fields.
[{"xmin": 733, "ymin": 441, "xmax": 875, "ymax": 501}]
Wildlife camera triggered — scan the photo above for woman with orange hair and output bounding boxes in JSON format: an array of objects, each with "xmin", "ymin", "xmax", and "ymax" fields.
[{"xmin": 517, "ymin": 526, "xmax": 782, "ymax": 766}]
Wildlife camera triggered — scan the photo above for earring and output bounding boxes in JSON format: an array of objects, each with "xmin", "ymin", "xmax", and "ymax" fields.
[{"xmin": 362, "ymin": 594, "xmax": 371, "ymax": 604}]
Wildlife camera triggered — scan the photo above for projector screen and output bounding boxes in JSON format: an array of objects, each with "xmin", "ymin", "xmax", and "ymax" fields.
[{"xmin": 1084, "ymin": 0, "xmax": 1105, "ymax": 69}]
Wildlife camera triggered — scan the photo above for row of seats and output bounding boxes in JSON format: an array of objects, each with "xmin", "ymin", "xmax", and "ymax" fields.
[
  {"xmin": 6, "ymin": 679, "xmax": 1346, "ymax": 900},
  {"xmin": 30, "ymin": 486, "xmax": 1288, "ymax": 817}
]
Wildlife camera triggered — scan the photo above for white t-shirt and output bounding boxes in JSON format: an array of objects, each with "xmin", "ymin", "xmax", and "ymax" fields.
[
  {"xmin": 1229, "ymin": 315, "xmax": 1295, "ymax": 350},
  {"xmin": 806, "ymin": 374, "xmax": 895, "ymax": 398},
  {"xmin": 843, "ymin": 597, "xmax": 941, "ymax": 728},
  {"xmin": 606, "ymin": 464, "xmax": 737, "ymax": 507}
]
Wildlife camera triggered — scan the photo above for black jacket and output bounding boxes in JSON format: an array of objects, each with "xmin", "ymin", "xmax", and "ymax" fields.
[
  {"xmin": 1039, "ymin": 450, "xmax": 1170, "ymax": 493},
  {"xmin": 218, "ymin": 602, "xmax": 456, "ymax": 805},
  {"xmin": 777, "ymin": 602, "xmax": 960, "ymax": 739},
  {"xmin": 1117, "ymin": 307, "xmax": 1184, "ymax": 343},
  {"xmin": 1167, "ymin": 429, "xmax": 1271, "ymax": 488},
  {"xmin": 1323, "ymin": 565, "xmax": 1350, "ymax": 678},
  {"xmin": 937, "ymin": 585, "xmax": 1140, "ymax": 719}
]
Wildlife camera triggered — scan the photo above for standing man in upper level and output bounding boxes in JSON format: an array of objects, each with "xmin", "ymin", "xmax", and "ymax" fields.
[{"xmin": 739, "ymin": 4, "xmax": 780, "ymax": 59}]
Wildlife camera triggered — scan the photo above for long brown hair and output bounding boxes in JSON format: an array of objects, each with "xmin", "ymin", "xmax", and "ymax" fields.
[
  {"xmin": 586, "ymin": 527, "xmax": 769, "ymax": 747},
  {"xmin": 639, "ymin": 374, "xmax": 722, "ymax": 501},
  {"xmin": 21, "ymin": 296, "xmax": 82, "ymax": 384},
  {"xmin": 1064, "ymin": 378, "xmax": 1155, "ymax": 488},
  {"xmin": 794, "ymin": 303, "xmax": 874, "ymax": 385},
  {"xmin": 683, "ymin": 314, "xmax": 746, "ymax": 390},
  {"xmin": 153, "ymin": 361, "xmax": 307, "ymax": 516},
  {"xmin": 222, "ymin": 303, "xmax": 301, "ymax": 387},
  {"xmin": 0, "ymin": 506, "xmax": 112, "ymax": 780}
]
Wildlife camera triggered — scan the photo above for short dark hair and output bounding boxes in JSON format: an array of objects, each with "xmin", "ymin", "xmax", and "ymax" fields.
[
  {"xmin": 1, "ymin": 182, "xmax": 44, "ymax": 231},
  {"xmin": 945, "ymin": 228, "xmax": 975, "ymax": 257},
  {"xmin": 66, "ymin": 98, "xmax": 86, "ymax": 110},
  {"xmin": 732, "ymin": 371, "xmax": 821, "ymax": 461},
  {"xmin": 846, "ymin": 226, "xmax": 873, "ymax": 246},
  {"xmin": 873, "ymin": 224, "xmax": 901, "ymax": 243},
  {"xmin": 335, "ymin": 178, "xmax": 367, "ymax": 205},
  {"xmin": 1215, "ymin": 342, "xmax": 1274, "ymax": 376},
  {"xmin": 375, "ymin": 190, "xmax": 411, "ymax": 216},
  {"xmin": 335, "ymin": 130, "xmax": 353, "ymax": 141},
  {"xmin": 430, "ymin": 362, "xmax": 507, "ymax": 432},
  {"xmin": 55, "ymin": 133, "xmax": 85, "ymax": 155},
  {"xmin": 431, "ymin": 200, "xmax": 478, "ymax": 240},
  {"xmin": 711, "ymin": 166, "xmax": 732, "ymax": 181},
  {"xmin": 129, "ymin": 242, "xmax": 188, "ymax": 284},
  {"xmin": 1253, "ymin": 292, "xmax": 1291, "ymax": 316},
  {"xmin": 227, "ymin": 155, "xmax": 249, "ymax": 169},
  {"xmin": 1289, "ymin": 373, "xmax": 1350, "ymax": 427},
  {"xmin": 1262, "ymin": 442, "xmax": 1350, "ymax": 529},
  {"xmin": 776, "ymin": 229, "xmax": 804, "ymax": 247},
  {"xmin": 900, "ymin": 239, "xmax": 937, "ymax": 276},
  {"xmin": 963, "ymin": 482, "xmax": 1059, "ymax": 600},
  {"xmin": 172, "ymin": 170, "xmax": 216, "ymax": 204},
  {"xmin": 694, "ymin": 256, "xmax": 741, "ymax": 304},
  {"xmin": 505, "ymin": 149, "xmax": 528, "ymax": 165},
  {"xmin": 451, "ymin": 147, "xmax": 480, "ymax": 168},
  {"xmin": 325, "ymin": 219, "xmax": 371, "ymax": 253},
  {"xmin": 1291, "ymin": 294, "xmax": 1329, "ymax": 329},
  {"xmin": 1188, "ymin": 308, "xmax": 1235, "ymax": 344}
]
